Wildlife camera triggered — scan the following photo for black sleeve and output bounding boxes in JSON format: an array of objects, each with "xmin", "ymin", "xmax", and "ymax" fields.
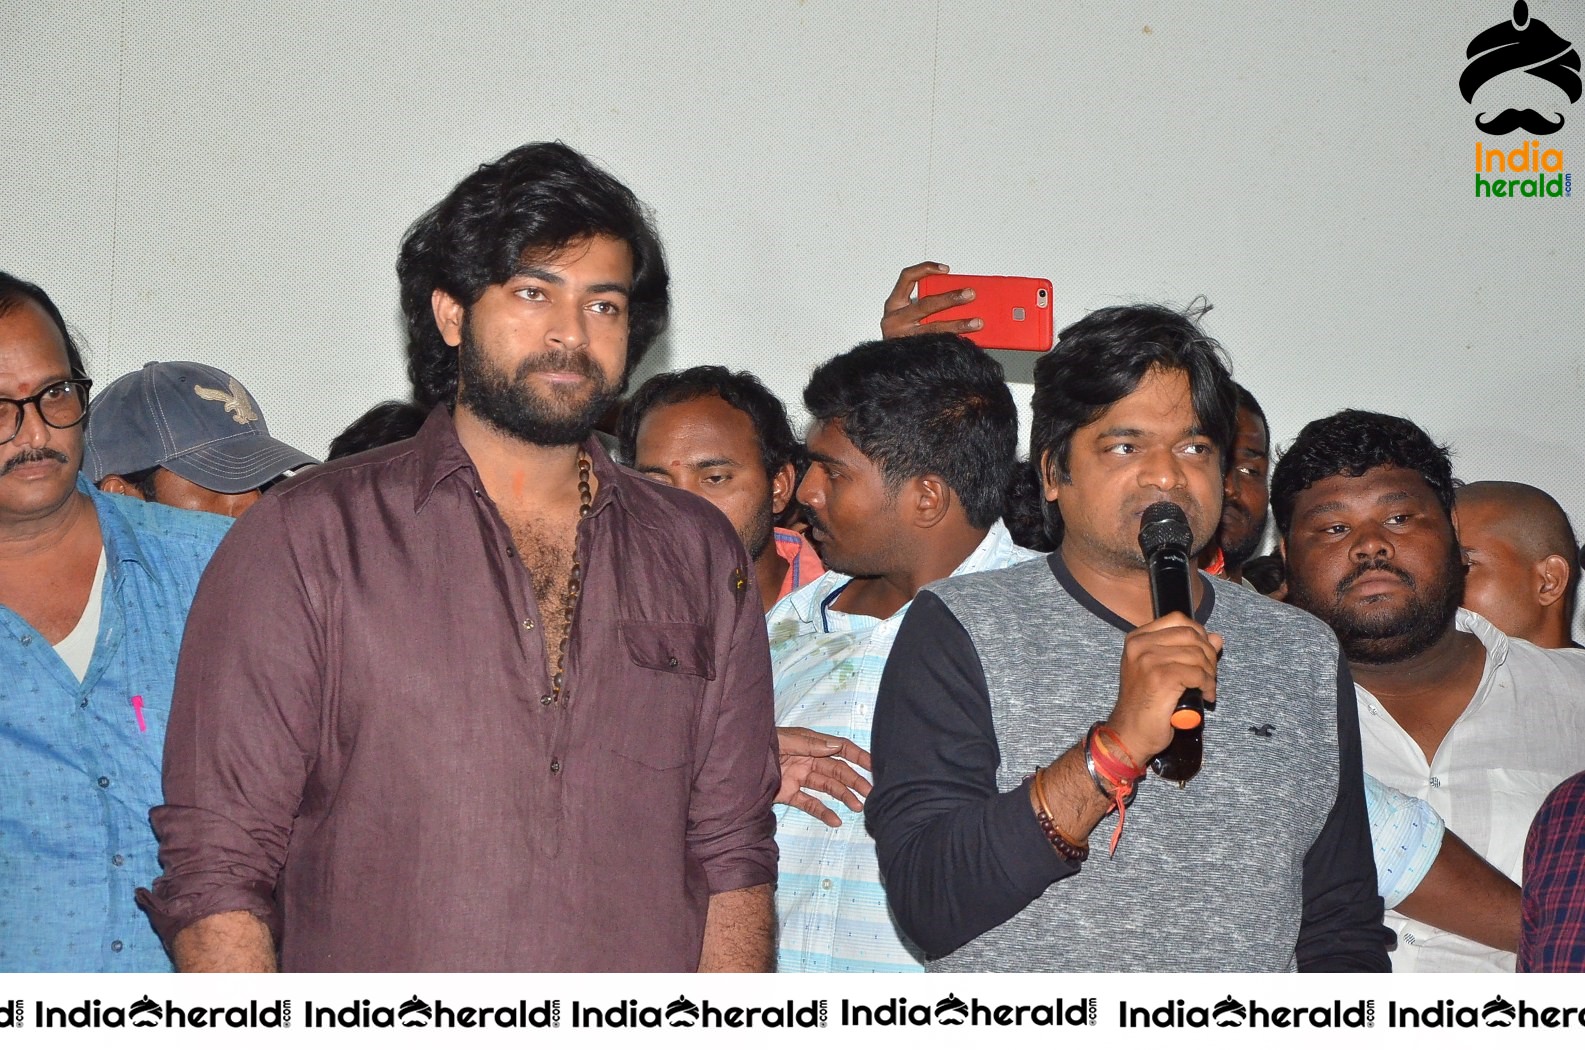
[
  {"xmin": 865, "ymin": 590, "xmax": 1074, "ymax": 960},
  {"xmin": 1294, "ymin": 654, "xmax": 1393, "ymax": 972}
]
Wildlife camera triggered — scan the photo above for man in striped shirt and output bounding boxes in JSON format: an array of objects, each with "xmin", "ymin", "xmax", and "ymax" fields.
[{"xmin": 767, "ymin": 333, "xmax": 1039, "ymax": 971}]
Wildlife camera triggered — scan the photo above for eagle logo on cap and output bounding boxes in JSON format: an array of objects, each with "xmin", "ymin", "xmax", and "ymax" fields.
[{"xmin": 194, "ymin": 377, "xmax": 259, "ymax": 425}]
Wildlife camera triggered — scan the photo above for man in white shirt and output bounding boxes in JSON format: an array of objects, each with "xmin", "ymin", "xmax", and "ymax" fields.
[
  {"xmin": 1273, "ymin": 408, "xmax": 1585, "ymax": 971},
  {"xmin": 767, "ymin": 332, "xmax": 1039, "ymax": 972}
]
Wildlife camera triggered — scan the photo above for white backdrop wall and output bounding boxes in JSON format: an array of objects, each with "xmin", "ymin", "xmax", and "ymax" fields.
[{"xmin": 6, "ymin": 2, "xmax": 1583, "ymax": 536}]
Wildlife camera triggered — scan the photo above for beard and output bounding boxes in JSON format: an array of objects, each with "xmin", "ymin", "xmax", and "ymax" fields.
[
  {"xmin": 798, "ymin": 503, "xmax": 899, "ymax": 581},
  {"xmin": 455, "ymin": 320, "xmax": 622, "ymax": 447},
  {"xmin": 1094, "ymin": 492, "xmax": 1218, "ymax": 572},
  {"xmin": 1287, "ymin": 544, "xmax": 1466, "ymax": 666},
  {"xmin": 741, "ymin": 498, "xmax": 775, "ymax": 562}
]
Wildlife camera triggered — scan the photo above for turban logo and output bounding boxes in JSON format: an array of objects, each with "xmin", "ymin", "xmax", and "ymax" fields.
[
  {"xmin": 129, "ymin": 996, "xmax": 163, "ymax": 1027},
  {"xmin": 933, "ymin": 993, "xmax": 969, "ymax": 1024},
  {"xmin": 1212, "ymin": 996, "xmax": 1248, "ymax": 1027},
  {"xmin": 665, "ymin": 995, "xmax": 700, "ymax": 1026},
  {"xmin": 397, "ymin": 995, "xmax": 432, "ymax": 1026},
  {"xmin": 1462, "ymin": 1, "xmax": 1580, "ymax": 134}
]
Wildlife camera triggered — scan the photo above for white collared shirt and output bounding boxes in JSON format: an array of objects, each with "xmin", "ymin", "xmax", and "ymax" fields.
[{"xmin": 1358, "ymin": 608, "xmax": 1585, "ymax": 972}]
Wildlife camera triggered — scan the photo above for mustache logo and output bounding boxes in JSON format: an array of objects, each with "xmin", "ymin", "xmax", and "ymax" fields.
[
  {"xmin": 1461, "ymin": 1, "xmax": 1581, "ymax": 136},
  {"xmin": 1, "ymin": 447, "xmax": 70, "ymax": 476},
  {"xmin": 1475, "ymin": 107, "xmax": 1567, "ymax": 134}
]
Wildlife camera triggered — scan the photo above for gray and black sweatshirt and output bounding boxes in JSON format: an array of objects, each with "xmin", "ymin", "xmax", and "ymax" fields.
[{"xmin": 867, "ymin": 552, "xmax": 1390, "ymax": 972}]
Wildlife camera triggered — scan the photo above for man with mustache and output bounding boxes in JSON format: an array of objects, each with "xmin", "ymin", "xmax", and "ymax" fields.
[
  {"xmin": 0, "ymin": 272, "xmax": 229, "ymax": 971},
  {"xmin": 141, "ymin": 143, "xmax": 780, "ymax": 972},
  {"xmin": 1205, "ymin": 395, "xmax": 1523, "ymax": 954},
  {"xmin": 766, "ymin": 333, "xmax": 1039, "ymax": 971},
  {"xmin": 618, "ymin": 366, "xmax": 821, "ymax": 616},
  {"xmin": 868, "ymin": 305, "xmax": 1387, "ymax": 971},
  {"xmin": 1274, "ymin": 409, "xmax": 1585, "ymax": 971}
]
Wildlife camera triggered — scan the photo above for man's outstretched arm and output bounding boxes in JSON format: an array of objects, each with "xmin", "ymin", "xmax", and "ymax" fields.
[{"xmin": 1398, "ymin": 829, "xmax": 1520, "ymax": 953}]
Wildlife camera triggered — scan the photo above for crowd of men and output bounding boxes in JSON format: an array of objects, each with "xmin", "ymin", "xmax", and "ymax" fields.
[{"xmin": 4, "ymin": 140, "xmax": 1585, "ymax": 974}]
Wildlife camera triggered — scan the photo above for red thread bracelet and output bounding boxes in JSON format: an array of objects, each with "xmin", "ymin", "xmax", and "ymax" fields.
[
  {"xmin": 1086, "ymin": 723, "xmax": 1146, "ymax": 855},
  {"xmin": 1090, "ymin": 723, "xmax": 1146, "ymax": 778}
]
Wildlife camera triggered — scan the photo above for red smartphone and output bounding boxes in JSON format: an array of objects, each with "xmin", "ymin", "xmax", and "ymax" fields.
[{"xmin": 918, "ymin": 274, "xmax": 1054, "ymax": 352}]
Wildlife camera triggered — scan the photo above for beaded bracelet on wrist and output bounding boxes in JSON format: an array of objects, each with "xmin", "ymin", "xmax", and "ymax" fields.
[{"xmin": 1025, "ymin": 767, "xmax": 1090, "ymax": 865}]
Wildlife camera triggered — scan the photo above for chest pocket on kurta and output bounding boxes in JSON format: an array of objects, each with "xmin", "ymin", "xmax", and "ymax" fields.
[{"xmin": 606, "ymin": 621, "xmax": 714, "ymax": 770}]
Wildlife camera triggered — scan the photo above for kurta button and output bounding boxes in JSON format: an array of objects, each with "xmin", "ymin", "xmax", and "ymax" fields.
[
  {"xmin": 549, "ymin": 760, "xmax": 562, "ymax": 774},
  {"xmin": 1429, "ymin": 776, "xmax": 1441, "ymax": 787},
  {"xmin": 79, "ymin": 698, "xmax": 88, "ymax": 708},
  {"xmin": 668, "ymin": 657, "xmax": 679, "ymax": 668},
  {"xmin": 522, "ymin": 618, "xmax": 535, "ymax": 630},
  {"xmin": 111, "ymin": 940, "xmax": 123, "ymax": 952},
  {"xmin": 539, "ymin": 694, "xmax": 553, "ymax": 706},
  {"xmin": 97, "ymin": 776, "xmax": 110, "ymax": 788},
  {"xmin": 112, "ymin": 854, "xmax": 124, "ymax": 867}
]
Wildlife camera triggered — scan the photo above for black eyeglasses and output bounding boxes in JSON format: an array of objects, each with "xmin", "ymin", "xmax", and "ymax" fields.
[{"xmin": 0, "ymin": 378, "xmax": 93, "ymax": 444}]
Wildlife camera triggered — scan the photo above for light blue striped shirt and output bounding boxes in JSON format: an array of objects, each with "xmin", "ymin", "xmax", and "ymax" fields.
[
  {"xmin": 1364, "ymin": 773, "xmax": 1442, "ymax": 910},
  {"xmin": 767, "ymin": 521, "xmax": 1038, "ymax": 972},
  {"xmin": 0, "ymin": 479, "xmax": 228, "ymax": 972}
]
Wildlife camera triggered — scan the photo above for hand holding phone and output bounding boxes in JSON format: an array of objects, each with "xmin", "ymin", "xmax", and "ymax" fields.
[
  {"xmin": 881, "ymin": 262, "xmax": 983, "ymax": 340},
  {"xmin": 917, "ymin": 273, "xmax": 1053, "ymax": 352}
]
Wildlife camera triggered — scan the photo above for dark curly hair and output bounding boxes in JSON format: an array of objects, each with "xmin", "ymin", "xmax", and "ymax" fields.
[
  {"xmin": 1029, "ymin": 301, "xmax": 1236, "ymax": 543},
  {"xmin": 328, "ymin": 400, "xmax": 429, "ymax": 460},
  {"xmin": 1002, "ymin": 460, "xmax": 1058, "ymax": 552},
  {"xmin": 397, "ymin": 142, "xmax": 670, "ymax": 408},
  {"xmin": 616, "ymin": 366, "xmax": 800, "ymax": 478},
  {"xmin": 0, "ymin": 271, "xmax": 87, "ymax": 378},
  {"xmin": 802, "ymin": 333, "xmax": 1017, "ymax": 530},
  {"xmin": 1269, "ymin": 409, "xmax": 1455, "ymax": 536},
  {"xmin": 1031, "ymin": 301, "xmax": 1236, "ymax": 477}
]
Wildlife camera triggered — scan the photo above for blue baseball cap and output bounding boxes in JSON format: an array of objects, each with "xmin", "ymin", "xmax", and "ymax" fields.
[{"xmin": 83, "ymin": 361, "xmax": 317, "ymax": 492}]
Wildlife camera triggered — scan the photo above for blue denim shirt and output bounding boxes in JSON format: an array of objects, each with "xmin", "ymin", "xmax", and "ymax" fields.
[{"xmin": 0, "ymin": 478, "xmax": 228, "ymax": 971}]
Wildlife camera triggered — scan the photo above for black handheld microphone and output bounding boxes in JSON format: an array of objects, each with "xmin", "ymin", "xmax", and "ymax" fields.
[{"xmin": 1138, "ymin": 501, "xmax": 1205, "ymax": 785}]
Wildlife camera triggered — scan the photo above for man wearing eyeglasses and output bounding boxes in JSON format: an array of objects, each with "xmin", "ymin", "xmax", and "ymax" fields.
[{"xmin": 0, "ymin": 272, "xmax": 229, "ymax": 972}]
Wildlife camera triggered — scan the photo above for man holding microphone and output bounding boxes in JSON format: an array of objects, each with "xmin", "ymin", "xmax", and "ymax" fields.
[{"xmin": 867, "ymin": 301, "xmax": 1388, "ymax": 971}]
